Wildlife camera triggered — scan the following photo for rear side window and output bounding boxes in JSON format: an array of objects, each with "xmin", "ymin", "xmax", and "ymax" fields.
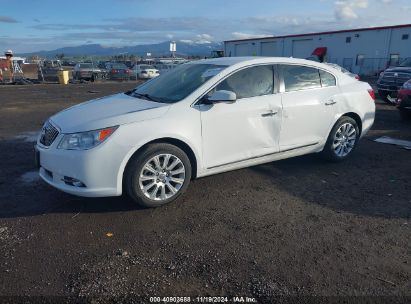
[
  {"xmin": 282, "ymin": 65, "xmax": 321, "ymax": 92},
  {"xmin": 319, "ymin": 70, "xmax": 336, "ymax": 87},
  {"xmin": 215, "ymin": 65, "xmax": 274, "ymax": 99}
]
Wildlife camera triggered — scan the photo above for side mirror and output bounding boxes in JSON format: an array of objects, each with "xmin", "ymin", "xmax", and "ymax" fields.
[{"xmin": 204, "ymin": 90, "xmax": 237, "ymax": 104}]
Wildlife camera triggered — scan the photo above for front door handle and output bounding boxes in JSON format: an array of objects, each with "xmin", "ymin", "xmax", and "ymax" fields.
[
  {"xmin": 325, "ymin": 99, "xmax": 337, "ymax": 106},
  {"xmin": 261, "ymin": 110, "xmax": 278, "ymax": 117}
]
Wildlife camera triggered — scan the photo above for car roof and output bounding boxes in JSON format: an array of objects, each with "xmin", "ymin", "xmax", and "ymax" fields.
[{"xmin": 191, "ymin": 56, "xmax": 336, "ymax": 70}]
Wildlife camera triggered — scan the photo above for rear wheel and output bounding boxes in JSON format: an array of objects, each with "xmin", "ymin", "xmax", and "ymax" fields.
[
  {"xmin": 322, "ymin": 117, "xmax": 360, "ymax": 162},
  {"xmin": 378, "ymin": 91, "xmax": 396, "ymax": 105},
  {"xmin": 125, "ymin": 143, "xmax": 192, "ymax": 208}
]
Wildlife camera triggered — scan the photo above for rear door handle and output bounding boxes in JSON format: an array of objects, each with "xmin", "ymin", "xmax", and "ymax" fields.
[
  {"xmin": 261, "ymin": 110, "xmax": 278, "ymax": 117},
  {"xmin": 325, "ymin": 99, "xmax": 337, "ymax": 106}
]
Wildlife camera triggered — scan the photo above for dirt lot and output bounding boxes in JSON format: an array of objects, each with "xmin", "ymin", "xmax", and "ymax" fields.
[{"xmin": 0, "ymin": 83, "xmax": 410, "ymax": 303}]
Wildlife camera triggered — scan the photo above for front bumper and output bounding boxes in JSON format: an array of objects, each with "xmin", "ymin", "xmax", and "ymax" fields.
[
  {"xmin": 377, "ymin": 85, "xmax": 400, "ymax": 94},
  {"xmin": 35, "ymin": 131, "xmax": 130, "ymax": 197}
]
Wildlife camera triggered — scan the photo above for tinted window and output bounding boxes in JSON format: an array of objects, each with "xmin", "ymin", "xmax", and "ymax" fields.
[
  {"xmin": 282, "ymin": 65, "xmax": 321, "ymax": 92},
  {"xmin": 320, "ymin": 70, "xmax": 336, "ymax": 87},
  {"xmin": 215, "ymin": 65, "xmax": 274, "ymax": 99}
]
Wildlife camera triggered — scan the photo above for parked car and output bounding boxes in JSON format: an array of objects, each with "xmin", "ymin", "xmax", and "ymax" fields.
[
  {"xmin": 105, "ymin": 63, "xmax": 131, "ymax": 80},
  {"xmin": 154, "ymin": 63, "xmax": 178, "ymax": 75},
  {"xmin": 35, "ymin": 57, "xmax": 375, "ymax": 208},
  {"xmin": 73, "ymin": 63, "xmax": 106, "ymax": 81},
  {"xmin": 377, "ymin": 58, "xmax": 411, "ymax": 105},
  {"xmin": 131, "ymin": 64, "xmax": 160, "ymax": 80},
  {"xmin": 323, "ymin": 63, "xmax": 360, "ymax": 80},
  {"xmin": 37, "ymin": 60, "xmax": 62, "ymax": 82},
  {"xmin": 396, "ymin": 79, "xmax": 411, "ymax": 120}
]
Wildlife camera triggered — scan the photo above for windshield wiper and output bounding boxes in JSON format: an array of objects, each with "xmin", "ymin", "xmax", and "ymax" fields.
[
  {"xmin": 131, "ymin": 92, "xmax": 170, "ymax": 103},
  {"xmin": 132, "ymin": 92, "xmax": 157, "ymax": 102}
]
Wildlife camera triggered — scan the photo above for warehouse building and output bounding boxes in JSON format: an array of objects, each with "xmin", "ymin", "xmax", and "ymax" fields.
[{"xmin": 224, "ymin": 24, "xmax": 411, "ymax": 76}]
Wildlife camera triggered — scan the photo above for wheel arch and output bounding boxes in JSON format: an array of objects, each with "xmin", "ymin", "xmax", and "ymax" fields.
[
  {"xmin": 119, "ymin": 137, "xmax": 198, "ymax": 193},
  {"xmin": 341, "ymin": 112, "xmax": 363, "ymax": 135}
]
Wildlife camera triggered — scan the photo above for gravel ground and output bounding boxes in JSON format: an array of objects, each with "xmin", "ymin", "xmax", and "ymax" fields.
[{"xmin": 0, "ymin": 83, "xmax": 410, "ymax": 303}]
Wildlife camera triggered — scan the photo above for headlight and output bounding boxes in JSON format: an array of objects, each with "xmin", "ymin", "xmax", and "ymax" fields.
[
  {"xmin": 402, "ymin": 80, "xmax": 411, "ymax": 90},
  {"xmin": 58, "ymin": 126, "xmax": 118, "ymax": 150},
  {"xmin": 379, "ymin": 72, "xmax": 384, "ymax": 78}
]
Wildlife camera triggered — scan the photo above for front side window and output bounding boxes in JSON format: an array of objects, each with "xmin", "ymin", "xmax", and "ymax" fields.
[
  {"xmin": 215, "ymin": 65, "xmax": 274, "ymax": 99},
  {"xmin": 282, "ymin": 65, "xmax": 321, "ymax": 92},
  {"xmin": 320, "ymin": 70, "xmax": 336, "ymax": 87}
]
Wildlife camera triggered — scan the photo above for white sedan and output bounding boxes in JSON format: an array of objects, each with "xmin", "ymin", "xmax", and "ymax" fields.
[
  {"xmin": 35, "ymin": 57, "xmax": 375, "ymax": 207},
  {"xmin": 132, "ymin": 64, "xmax": 160, "ymax": 79}
]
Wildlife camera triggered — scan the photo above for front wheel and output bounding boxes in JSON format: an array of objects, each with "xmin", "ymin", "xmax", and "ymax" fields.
[
  {"xmin": 125, "ymin": 143, "xmax": 192, "ymax": 208},
  {"xmin": 322, "ymin": 117, "xmax": 360, "ymax": 162},
  {"xmin": 378, "ymin": 91, "xmax": 396, "ymax": 105}
]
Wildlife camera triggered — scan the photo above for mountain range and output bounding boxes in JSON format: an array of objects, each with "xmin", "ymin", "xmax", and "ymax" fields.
[{"xmin": 20, "ymin": 41, "xmax": 223, "ymax": 58}]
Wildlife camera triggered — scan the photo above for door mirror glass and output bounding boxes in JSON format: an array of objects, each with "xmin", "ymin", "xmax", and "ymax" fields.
[{"xmin": 206, "ymin": 90, "xmax": 237, "ymax": 103}]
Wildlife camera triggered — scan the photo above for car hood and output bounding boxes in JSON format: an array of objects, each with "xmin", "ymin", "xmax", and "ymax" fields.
[
  {"xmin": 50, "ymin": 93, "xmax": 170, "ymax": 133},
  {"xmin": 384, "ymin": 67, "xmax": 411, "ymax": 73}
]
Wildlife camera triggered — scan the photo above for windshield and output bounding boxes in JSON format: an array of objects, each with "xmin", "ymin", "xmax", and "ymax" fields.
[
  {"xmin": 130, "ymin": 63, "xmax": 226, "ymax": 103},
  {"xmin": 79, "ymin": 63, "xmax": 93, "ymax": 68},
  {"xmin": 140, "ymin": 65, "xmax": 154, "ymax": 69},
  {"xmin": 399, "ymin": 58, "xmax": 411, "ymax": 67}
]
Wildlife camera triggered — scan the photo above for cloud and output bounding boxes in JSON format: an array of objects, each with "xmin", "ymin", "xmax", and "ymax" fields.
[
  {"xmin": 0, "ymin": 16, "xmax": 18, "ymax": 23},
  {"xmin": 335, "ymin": 0, "xmax": 369, "ymax": 20},
  {"xmin": 5, "ymin": 0, "xmax": 411, "ymax": 53},
  {"xmin": 231, "ymin": 32, "xmax": 272, "ymax": 40}
]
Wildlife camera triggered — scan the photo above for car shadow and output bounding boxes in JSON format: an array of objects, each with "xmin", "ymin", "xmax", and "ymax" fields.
[
  {"xmin": 249, "ymin": 147, "xmax": 411, "ymax": 220},
  {"xmin": 0, "ymin": 138, "xmax": 143, "ymax": 219}
]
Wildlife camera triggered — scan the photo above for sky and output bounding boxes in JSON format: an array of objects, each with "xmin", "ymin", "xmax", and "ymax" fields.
[{"xmin": 0, "ymin": 0, "xmax": 410, "ymax": 53}]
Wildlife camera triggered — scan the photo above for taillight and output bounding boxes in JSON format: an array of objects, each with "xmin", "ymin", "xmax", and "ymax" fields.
[
  {"xmin": 368, "ymin": 89, "xmax": 376, "ymax": 101},
  {"xmin": 111, "ymin": 69, "xmax": 118, "ymax": 74},
  {"xmin": 355, "ymin": 75, "xmax": 360, "ymax": 80},
  {"xmin": 125, "ymin": 69, "xmax": 130, "ymax": 74}
]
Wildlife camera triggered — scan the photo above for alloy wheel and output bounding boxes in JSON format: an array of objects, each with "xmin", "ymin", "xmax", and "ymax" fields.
[
  {"xmin": 333, "ymin": 122, "xmax": 357, "ymax": 157},
  {"xmin": 138, "ymin": 154, "xmax": 186, "ymax": 201}
]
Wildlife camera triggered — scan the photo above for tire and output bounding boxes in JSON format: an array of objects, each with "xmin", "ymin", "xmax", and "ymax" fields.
[
  {"xmin": 125, "ymin": 143, "xmax": 192, "ymax": 208},
  {"xmin": 378, "ymin": 91, "xmax": 396, "ymax": 105},
  {"xmin": 322, "ymin": 116, "xmax": 360, "ymax": 162},
  {"xmin": 399, "ymin": 108, "xmax": 411, "ymax": 121}
]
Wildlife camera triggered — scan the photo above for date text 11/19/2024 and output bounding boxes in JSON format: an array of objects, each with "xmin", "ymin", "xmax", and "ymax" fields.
[{"xmin": 149, "ymin": 296, "xmax": 257, "ymax": 303}]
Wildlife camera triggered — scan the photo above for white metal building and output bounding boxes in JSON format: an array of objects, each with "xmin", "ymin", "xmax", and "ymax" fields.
[{"xmin": 224, "ymin": 24, "xmax": 411, "ymax": 75}]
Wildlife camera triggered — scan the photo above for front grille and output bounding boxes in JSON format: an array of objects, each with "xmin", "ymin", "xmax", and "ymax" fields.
[
  {"xmin": 379, "ymin": 72, "xmax": 411, "ymax": 87},
  {"xmin": 39, "ymin": 121, "xmax": 59, "ymax": 147}
]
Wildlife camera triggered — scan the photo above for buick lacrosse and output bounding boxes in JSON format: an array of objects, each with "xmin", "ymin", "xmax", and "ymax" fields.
[{"xmin": 35, "ymin": 57, "xmax": 375, "ymax": 207}]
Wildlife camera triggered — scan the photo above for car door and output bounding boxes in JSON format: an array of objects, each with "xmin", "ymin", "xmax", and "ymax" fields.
[
  {"xmin": 199, "ymin": 65, "xmax": 283, "ymax": 169},
  {"xmin": 278, "ymin": 64, "xmax": 338, "ymax": 150}
]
